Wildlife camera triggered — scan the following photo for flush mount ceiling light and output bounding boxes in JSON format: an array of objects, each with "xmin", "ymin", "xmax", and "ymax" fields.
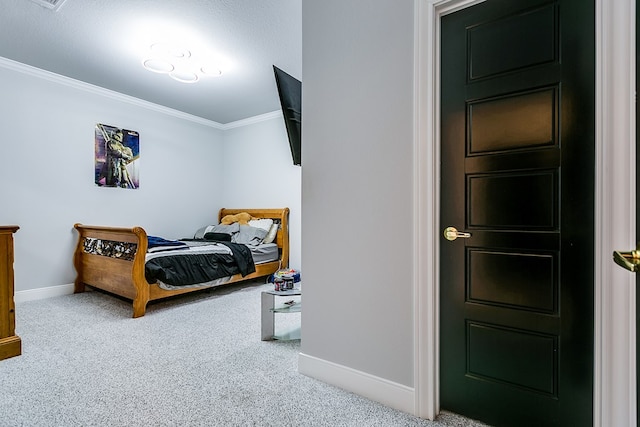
[
  {"xmin": 142, "ymin": 43, "xmax": 223, "ymax": 84},
  {"xmin": 150, "ymin": 43, "xmax": 191, "ymax": 59},
  {"xmin": 169, "ymin": 70, "xmax": 199, "ymax": 84},
  {"xmin": 200, "ymin": 66, "xmax": 223, "ymax": 77},
  {"xmin": 26, "ymin": 0, "xmax": 67, "ymax": 11},
  {"xmin": 142, "ymin": 59, "xmax": 174, "ymax": 74}
]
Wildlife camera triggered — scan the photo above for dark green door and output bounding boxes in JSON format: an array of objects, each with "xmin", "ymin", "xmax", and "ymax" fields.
[{"xmin": 439, "ymin": 1, "xmax": 595, "ymax": 426}]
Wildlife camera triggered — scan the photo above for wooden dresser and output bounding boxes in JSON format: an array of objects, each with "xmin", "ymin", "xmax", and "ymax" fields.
[{"xmin": 0, "ymin": 226, "xmax": 20, "ymax": 360}]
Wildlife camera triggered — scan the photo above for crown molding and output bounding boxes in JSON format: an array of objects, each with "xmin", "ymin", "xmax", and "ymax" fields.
[
  {"xmin": 0, "ymin": 56, "xmax": 226, "ymax": 130},
  {"xmin": 221, "ymin": 110, "xmax": 283, "ymax": 130}
]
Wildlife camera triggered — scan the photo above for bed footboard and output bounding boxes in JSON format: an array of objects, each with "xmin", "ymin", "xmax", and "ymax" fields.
[{"xmin": 73, "ymin": 224, "xmax": 150, "ymax": 317}]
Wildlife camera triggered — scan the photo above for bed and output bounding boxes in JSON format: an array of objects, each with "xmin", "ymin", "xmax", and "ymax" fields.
[{"xmin": 73, "ymin": 208, "xmax": 289, "ymax": 317}]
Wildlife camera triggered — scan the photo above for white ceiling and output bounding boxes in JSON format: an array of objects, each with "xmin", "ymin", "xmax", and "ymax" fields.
[{"xmin": 0, "ymin": 0, "xmax": 302, "ymax": 124}]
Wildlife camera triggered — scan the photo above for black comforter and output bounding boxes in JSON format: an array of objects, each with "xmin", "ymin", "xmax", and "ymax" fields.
[{"xmin": 145, "ymin": 242, "xmax": 256, "ymax": 286}]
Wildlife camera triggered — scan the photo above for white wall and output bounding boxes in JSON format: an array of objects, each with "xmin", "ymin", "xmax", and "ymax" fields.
[
  {"xmin": 0, "ymin": 64, "xmax": 224, "ymax": 293},
  {"xmin": 300, "ymin": 0, "xmax": 416, "ymax": 392},
  {"xmin": 221, "ymin": 115, "xmax": 302, "ymax": 270},
  {"xmin": 0, "ymin": 60, "xmax": 301, "ymax": 296}
]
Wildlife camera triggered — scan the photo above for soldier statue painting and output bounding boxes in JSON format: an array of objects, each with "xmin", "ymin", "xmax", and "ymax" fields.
[{"xmin": 95, "ymin": 124, "xmax": 139, "ymax": 189}]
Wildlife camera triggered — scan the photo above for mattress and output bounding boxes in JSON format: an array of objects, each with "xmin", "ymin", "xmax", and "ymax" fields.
[
  {"xmin": 250, "ymin": 243, "xmax": 279, "ymax": 265},
  {"xmin": 147, "ymin": 241, "xmax": 279, "ymax": 291},
  {"xmin": 146, "ymin": 242, "xmax": 279, "ymax": 264}
]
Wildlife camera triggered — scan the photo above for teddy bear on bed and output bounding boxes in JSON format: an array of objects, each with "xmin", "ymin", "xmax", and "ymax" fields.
[{"xmin": 220, "ymin": 212, "xmax": 254, "ymax": 225}]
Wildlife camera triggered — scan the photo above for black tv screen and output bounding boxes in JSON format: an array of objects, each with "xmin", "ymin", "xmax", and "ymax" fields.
[{"xmin": 273, "ymin": 66, "xmax": 301, "ymax": 166}]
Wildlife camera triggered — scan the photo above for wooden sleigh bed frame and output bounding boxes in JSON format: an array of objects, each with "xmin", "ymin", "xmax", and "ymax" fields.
[{"xmin": 73, "ymin": 208, "xmax": 289, "ymax": 318}]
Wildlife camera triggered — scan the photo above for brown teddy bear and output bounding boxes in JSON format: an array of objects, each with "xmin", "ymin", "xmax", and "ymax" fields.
[{"xmin": 220, "ymin": 212, "xmax": 254, "ymax": 225}]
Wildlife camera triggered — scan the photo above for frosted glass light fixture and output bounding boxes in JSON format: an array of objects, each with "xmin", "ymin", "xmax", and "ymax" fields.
[
  {"xmin": 201, "ymin": 65, "xmax": 223, "ymax": 77},
  {"xmin": 169, "ymin": 70, "xmax": 199, "ymax": 83},
  {"xmin": 142, "ymin": 59, "xmax": 174, "ymax": 74},
  {"xmin": 142, "ymin": 43, "xmax": 222, "ymax": 84}
]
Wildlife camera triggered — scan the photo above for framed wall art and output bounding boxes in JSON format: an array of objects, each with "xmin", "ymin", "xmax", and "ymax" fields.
[{"xmin": 94, "ymin": 123, "xmax": 140, "ymax": 189}]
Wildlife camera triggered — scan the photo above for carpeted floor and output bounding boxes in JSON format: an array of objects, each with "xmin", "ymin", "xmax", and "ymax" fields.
[{"xmin": 0, "ymin": 280, "xmax": 488, "ymax": 426}]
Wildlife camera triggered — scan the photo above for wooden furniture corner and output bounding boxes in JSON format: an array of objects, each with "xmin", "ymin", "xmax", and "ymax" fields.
[{"xmin": 0, "ymin": 226, "xmax": 21, "ymax": 361}]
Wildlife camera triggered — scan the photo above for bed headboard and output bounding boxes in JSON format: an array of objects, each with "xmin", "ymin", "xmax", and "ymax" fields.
[{"xmin": 218, "ymin": 208, "xmax": 290, "ymax": 268}]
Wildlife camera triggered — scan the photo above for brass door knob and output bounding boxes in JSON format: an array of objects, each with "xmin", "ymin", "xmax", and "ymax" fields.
[
  {"xmin": 444, "ymin": 226, "xmax": 471, "ymax": 241},
  {"xmin": 613, "ymin": 247, "xmax": 640, "ymax": 272}
]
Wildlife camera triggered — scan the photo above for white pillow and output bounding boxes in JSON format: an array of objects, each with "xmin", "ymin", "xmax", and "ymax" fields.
[
  {"xmin": 262, "ymin": 223, "xmax": 279, "ymax": 244},
  {"xmin": 193, "ymin": 225, "xmax": 216, "ymax": 239},
  {"xmin": 248, "ymin": 218, "xmax": 273, "ymax": 231}
]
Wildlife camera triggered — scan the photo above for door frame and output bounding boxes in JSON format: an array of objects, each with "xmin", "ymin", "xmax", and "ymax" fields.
[{"xmin": 413, "ymin": 0, "xmax": 636, "ymax": 425}]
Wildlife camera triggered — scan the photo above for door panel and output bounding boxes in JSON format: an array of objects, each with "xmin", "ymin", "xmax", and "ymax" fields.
[
  {"xmin": 467, "ymin": 322, "xmax": 556, "ymax": 394},
  {"xmin": 440, "ymin": 0, "xmax": 594, "ymax": 426},
  {"xmin": 468, "ymin": 170, "xmax": 557, "ymax": 228},
  {"xmin": 467, "ymin": 3, "xmax": 557, "ymax": 80},
  {"xmin": 468, "ymin": 88, "xmax": 557, "ymax": 153},
  {"xmin": 467, "ymin": 249, "xmax": 556, "ymax": 312}
]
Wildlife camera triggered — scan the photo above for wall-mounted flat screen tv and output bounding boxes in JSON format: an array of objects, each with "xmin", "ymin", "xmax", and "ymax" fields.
[{"xmin": 273, "ymin": 65, "xmax": 301, "ymax": 166}]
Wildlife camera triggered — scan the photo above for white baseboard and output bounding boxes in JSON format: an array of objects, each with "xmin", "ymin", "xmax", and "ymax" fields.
[
  {"xmin": 297, "ymin": 352, "xmax": 415, "ymax": 415},
  {"xmin": 15, "ymin": 283, "xmax": 75, "ymax": 303}
]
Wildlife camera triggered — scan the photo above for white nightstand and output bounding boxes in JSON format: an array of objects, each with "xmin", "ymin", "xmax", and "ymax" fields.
[{"xmin": 261, "ymin": 288, "xmax": 301, "ymax": 341}]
